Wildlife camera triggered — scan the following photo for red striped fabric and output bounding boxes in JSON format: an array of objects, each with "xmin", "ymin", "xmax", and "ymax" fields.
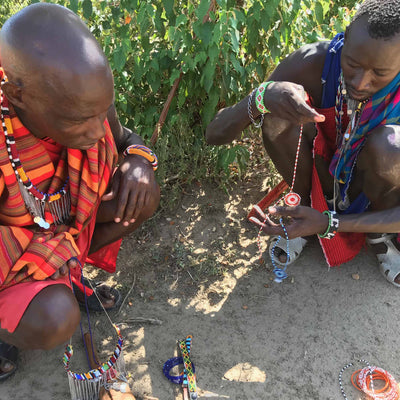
[{"xmin": 0, "ymin": 102, "xmax": 117, "ymax": 290}]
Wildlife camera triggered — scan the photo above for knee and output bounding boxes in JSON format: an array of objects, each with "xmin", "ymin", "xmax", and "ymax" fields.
[
  {"xmin": 141, "ymin": 182, "xmax": 160, "ymax": 220},
  {"xmin": 25, "ymin": 285, "xmax": 80, "ymax": 350},
  {"xmin": 359, "ymin": 125, "xmax": 400, "ymax": 185}
]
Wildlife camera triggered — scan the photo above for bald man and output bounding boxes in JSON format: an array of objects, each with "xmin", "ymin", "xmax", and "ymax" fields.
[{"xmin": 0, "ymin": 3, "xmax": 159, "ymax": 380}]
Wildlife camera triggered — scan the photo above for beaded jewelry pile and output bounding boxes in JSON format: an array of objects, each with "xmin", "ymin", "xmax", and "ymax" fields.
[{"xmin": 339, "ymin": 359, "xmax": 399, "ymax": 400}]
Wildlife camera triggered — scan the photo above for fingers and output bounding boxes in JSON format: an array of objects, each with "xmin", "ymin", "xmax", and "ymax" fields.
[{"xmin": 289, "ymin": 93, "xmax": 325, "ymax": 123}]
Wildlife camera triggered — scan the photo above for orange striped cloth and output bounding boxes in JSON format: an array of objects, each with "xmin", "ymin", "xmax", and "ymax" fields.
[{"xmin": 0, "ymin": 100, "xmax": 118, "ymax": 290}]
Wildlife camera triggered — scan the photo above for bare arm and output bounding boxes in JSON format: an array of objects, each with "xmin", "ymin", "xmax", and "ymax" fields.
[
  {"xmin": 205, "ymin": 41, "xmax": 330, "ymax": 145},
  {"xmin": 107, "ymin": 105, "xmax": 147, "ymax": 155}
]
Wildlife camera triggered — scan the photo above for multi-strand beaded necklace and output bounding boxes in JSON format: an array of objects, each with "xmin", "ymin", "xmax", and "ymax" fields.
[
  {"xmin": 0, "ymin": 78, "xmax": 71, "ymax": 229},
  {"xmin": 333, "ymin": 73, "xmax": 370, "ymax": 212}
]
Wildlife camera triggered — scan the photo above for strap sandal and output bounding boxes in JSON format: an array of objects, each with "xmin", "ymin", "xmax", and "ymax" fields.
[
  {"xmin": 73, "ymin": 278, "xmax": 122, "ymax": 312},
  {"xmin": 366, "ymin": 233, "xmax": 400, "ymax": 287},
  {"xmin": 269, "ymin": 237, "xmax": 307, "ymax": 266},
  {"xmin": 0, "ymin": 341, "xmax": 18, "ymax": 381}
]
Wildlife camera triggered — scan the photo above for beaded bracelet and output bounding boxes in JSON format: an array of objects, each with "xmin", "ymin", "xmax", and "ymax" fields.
[
  {"xmin": 248, "ymin": 88, "xmax": 264, "ymax": 128},
  {"xmin": 123, "ymin": 144, "xmax": 158, "ymax": 171},
  {"xmin": 318, "ymin": 210, "xmax": 339, "ymax": 239},
  {"xmin": 255, "ymin": 81, "xmax": 273, "ymax": 114}
]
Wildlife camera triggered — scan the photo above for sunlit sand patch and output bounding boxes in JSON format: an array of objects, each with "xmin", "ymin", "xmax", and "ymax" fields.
[{"xmin": 223, "ymin": 362, "xmax": 266, "ymax": 383}]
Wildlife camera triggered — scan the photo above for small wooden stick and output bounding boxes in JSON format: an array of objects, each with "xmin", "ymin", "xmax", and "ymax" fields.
[{"xmin": 150, "ymin": 72, "xmax": 183, "ymax": 146}]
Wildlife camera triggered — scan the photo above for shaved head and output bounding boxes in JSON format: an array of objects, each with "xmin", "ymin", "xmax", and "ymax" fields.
[
  {"xmin": 0, "ymin": 2, "xmax": 110, "ymax": 84},
  {"xmin": 0, "ymin": 3, "xmax": 115, "ymax": 149}
]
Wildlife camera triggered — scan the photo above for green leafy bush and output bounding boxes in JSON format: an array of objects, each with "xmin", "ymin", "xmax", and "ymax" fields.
[{"xmin": 2, "ymin": 0, "xmax": 359, "ymax": 197}]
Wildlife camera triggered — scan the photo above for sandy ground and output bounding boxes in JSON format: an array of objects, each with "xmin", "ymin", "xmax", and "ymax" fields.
[{"xmin": 1, "ymin": 173, "xmax": 400, "ymax": 400}]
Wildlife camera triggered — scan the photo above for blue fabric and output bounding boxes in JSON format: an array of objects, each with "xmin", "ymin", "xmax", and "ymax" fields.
[
  {"xmin": 321, "ymin": 32, "xmax": 344, "ymax": 108},
  {"xmin": 320, "ymin": 32, "xmax": 371, "ymax": 213}
]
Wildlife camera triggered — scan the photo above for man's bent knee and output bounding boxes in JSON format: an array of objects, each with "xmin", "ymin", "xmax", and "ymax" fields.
[
  {"xmin": 358, "ymin": 125, "xmax": 400, "ymax": 208},
  {"xmin": 15, "ymin": 285, "xmax": 80, "ymax": 350}
]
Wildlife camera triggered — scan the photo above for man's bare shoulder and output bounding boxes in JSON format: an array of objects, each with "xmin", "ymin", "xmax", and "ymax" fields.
[
  {"xmin": 271, "ymin": 41, "xmax": 330, "ymax": 80},
  {"xmin": 270, "ymin": 41, "xmax": 331, "ymax": 102}
]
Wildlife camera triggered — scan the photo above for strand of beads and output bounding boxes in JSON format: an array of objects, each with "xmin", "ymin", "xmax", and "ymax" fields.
[
  {"xmin": 256, "ymin": 124, "xmax": 303, "ymax": 282},
  {"xmin": 339, "ymin": 360, "xmax": 399, "ymax": 400}
]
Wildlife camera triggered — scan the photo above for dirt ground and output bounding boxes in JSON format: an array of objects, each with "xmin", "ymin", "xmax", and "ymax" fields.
[{"xmin": 2, "ymin": 164, "xmax": 400, "ymax": 400}]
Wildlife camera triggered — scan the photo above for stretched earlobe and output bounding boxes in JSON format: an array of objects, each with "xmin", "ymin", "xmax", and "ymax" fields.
[{"xmin": 1, "ymin": 81, "xmax": 24, "ymax": 108}]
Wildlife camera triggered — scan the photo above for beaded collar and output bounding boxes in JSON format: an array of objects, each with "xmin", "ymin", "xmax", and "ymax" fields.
[{"xmin": 0, "ymin": 76, "xmax": 71, "ymax": 229}]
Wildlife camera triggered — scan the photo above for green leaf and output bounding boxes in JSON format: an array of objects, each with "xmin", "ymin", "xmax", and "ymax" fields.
[
  {"xmin": 82, "ymin": 0, "xmax": 93, "ymax": 19},
  {"xmin": 201, "ymin": 89, "xmax": 219, "ymax": 126},
  {"xmin": 176, "ymin": 14, "xmax": 187, "ymax": 27},
  {"xmin": 68, "ymin": 0, "xmax": 78, "ymax": 13},
  {"xmin": 201, "ymin": 59, "xmax": 216, "ymax": 93},
  {"xmin": 196, "ymin": 0, "xmax": 210, "ymax": 21},
  {"xmin": 314, "ymin": 2, "xmax": 324, "ymax": 24},
  {"xmin": 163, "ymin": 0, "xmax": 174, "ymax": 19},
  {"xmin": 113, "ymin": 46, "xmax": 126, "ymax": 72}
]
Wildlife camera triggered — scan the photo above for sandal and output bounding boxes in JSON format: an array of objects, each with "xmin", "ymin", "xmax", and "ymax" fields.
[
  {"xmin": 366, "ymin": 233, "xmax": 400, "ymax": 287},
  {"xmin": 73, "ymin": 278, "xmax": 122, "ymax": 312},
  {"xmin": 269, "ymin": 237, "xmax": 307, "ymax": 266},
  {"xmin": 0, "ymin": 341, "xmax": 18, "ymax": 381}
]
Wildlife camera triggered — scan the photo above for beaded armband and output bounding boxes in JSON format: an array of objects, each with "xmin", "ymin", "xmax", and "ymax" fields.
[
  {"xmin": 318, "ymin": 210, "xmax": 339, "ymax": 239},
  {"xmin": 123, "ymin": 144, "xmax": 158, "ymax": 171},
  {"xmin": 248, "ymin": 89, "xmax": 264, "ymax": 128},
  {"xmin": 255, "ymin": 81, "xmax": 273, "ymax": 114}
]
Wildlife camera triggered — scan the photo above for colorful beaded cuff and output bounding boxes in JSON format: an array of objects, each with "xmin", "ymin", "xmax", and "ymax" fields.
[
  {"xmin": 63, "ymin": 324, "xmax": 123, "ymax": 381},
  {"xmin": 248, "ymin": 88, "xmax": 264, "ymax": 128},
  {"xmin": 123, "ymin": 144, "xmax": 158, "ymax": 171},
  {"xmin": 255, "ymin": 81, "xmax": 273, "ymax": 114},
  {"xmin": 318, "ymin": 210, "xmax": 339, "ymax": 239}
]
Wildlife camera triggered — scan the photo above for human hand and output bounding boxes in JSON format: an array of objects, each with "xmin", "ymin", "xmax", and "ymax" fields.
[
  {"xmin": 101, "ymin": 155, "xmax": 157, "ymax": 226},
  {"xmin": 264, "ymin": 81, "xmax": 325, "ymax": 124},
  {"xmin": 249, "ymin": 204, "xmax": 329, "ymax": 239},
  {"xmin": 50, "ymin": 257, "xmax": 79, "ymax": 280}
]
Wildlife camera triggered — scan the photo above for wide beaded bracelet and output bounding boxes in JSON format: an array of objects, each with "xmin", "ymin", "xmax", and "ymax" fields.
[
  {"xmin": 123, "ymin": 144, "xmax": 158, "ymax": 171},
  {"xmin": 318, "ymin": 210, "xmax": 339, "ymax": 239},
  {"xmin": 255, "ymin": 81, "xmax": 274, "ymax": 114}
]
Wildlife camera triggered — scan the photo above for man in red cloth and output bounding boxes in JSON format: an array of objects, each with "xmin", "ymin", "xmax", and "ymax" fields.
[
  {"xmin": 0, "ymin": 3, "xmax": 160, "ymax": 379},
  {"xmin": 206, "ymin": 1, "xmax": 400, "ymax": 283}
]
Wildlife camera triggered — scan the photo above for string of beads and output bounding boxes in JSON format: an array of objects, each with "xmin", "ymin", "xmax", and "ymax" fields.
[
  {"xmin": 256, "ymin": 124, "xmax": 303, "ymax": 282},
  {"xmin": 339, "ymin": 360, "xmax": 399, "ymax": 400}
]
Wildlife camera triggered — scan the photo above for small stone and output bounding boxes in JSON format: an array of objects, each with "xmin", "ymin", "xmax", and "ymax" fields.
[
  {"xmin": 352, "ymin": 273, "xmax": 360, "ymax": 280},
  {"xmin": 263, "ymin": 284, "xmax": 269, "ymax": 288}
]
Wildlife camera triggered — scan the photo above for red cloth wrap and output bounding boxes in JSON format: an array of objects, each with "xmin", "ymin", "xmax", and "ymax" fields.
[{"xmin": 311, "ymin": 106, "xmax": 366, "ymax": 266}]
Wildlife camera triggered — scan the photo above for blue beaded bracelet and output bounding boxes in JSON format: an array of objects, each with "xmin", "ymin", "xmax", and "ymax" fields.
[{"xmin": 163, "ymin": 356, "xmax": 196, "ymax": 384}]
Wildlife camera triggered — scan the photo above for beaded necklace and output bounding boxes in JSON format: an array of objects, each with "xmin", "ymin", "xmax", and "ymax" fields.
[
  {"xmin": 256, "ymin": 124, "xmax": 303, "ymax": 282},
  {"xmin": 333, "ymin": 73, "xmax": 370, "ymax": 212},
  {"xmin": 0, "ymin": 78, "xmax": 71, "ymax": 229}
]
